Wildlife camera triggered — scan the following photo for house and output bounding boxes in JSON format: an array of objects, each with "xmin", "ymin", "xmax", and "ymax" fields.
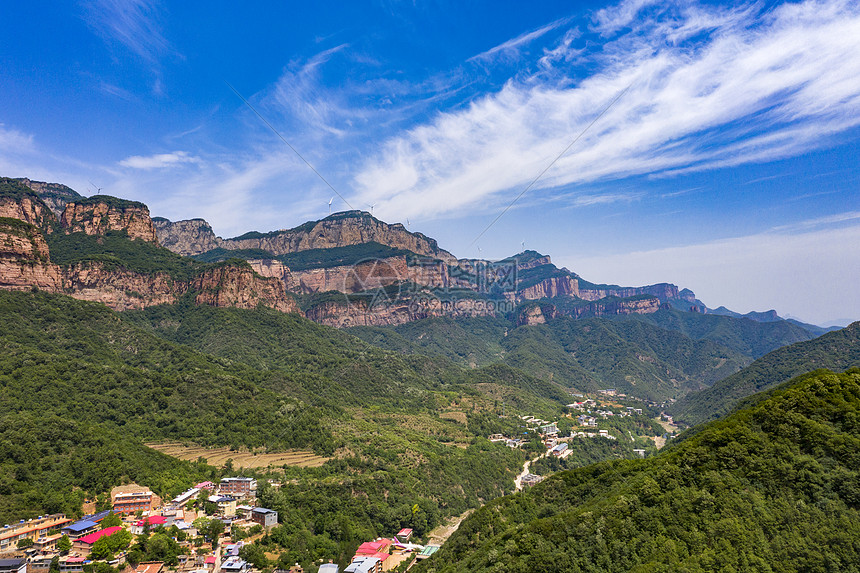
[
  {"xmin": 208, "ymin": 496, "xmax": 237, "ymax": 517},
  {"xmin": 203, "ymin": 556, "xmax": 216, "ymax": 569},
  {"xmin": 72, "ymin": 527, "xmax": 123, "ymax": 553},
  {"xmin": 0, "ymin": 559, "xmax": 26, "ymax": 573},
  {"xmin": 57, "ymin": 557, "xmax": 85, "ymax": 573},
  {"xmin": 355, "ymin": 539, "xmax": 390, "ymax": 556},
  {"xmin": 633, "ymin": 449, "xmax": 646, "ymax": 458},
  {"xmin": 520, "ymin": 474, "xmax": 544, "ymax": 487},
  {"xmin": 1, "ymin": 515, "xmax": 72, "ymax": 553},
  {"xmin": 250, "ymin": 508, "xmax": 277, "ymax": 528},
  {"xmin": 235, "ymin": 506, "xmax": 253, "ymax": 519},
  {"xmin": 27, "ymin": 554, "xmax": 57, "ymax": 572},
  {"xmin": 218, "ymin": 479, "xmax": 257, "ymax": 499},
  {"xmin": 195, "ymin": 482, "xmax": 215, "ymax": 492},
  {"xmin": 317, "ymin": 565, "xmax": 339, "ymax": 573},
  {"xmin": 343, "ymin": 556, "xmax": 381, "ymax": 573},
  {"xmin": 395, "ymin": 528, "xmax": 412, "ymax": 543},
  {"xmin": 135, "ymin": 562, "xmax": 164, "ymax": 573},
  {"xmin": 130, "ymin": 516, "xmax": 168, "ymax": 535},
  {"xmin": 32, "ymin": 533, "xmax": 63, "ymax": 553},
  {"xmin": 538, "ymin": 423, "xmax": 558, "ymax": 436},
  {"xmin": 113, "ymin": 490, "xmax": 153, "ymax": 515},
  {"xmin": 60, "ymin": 520, "xmax": 98, "ymax": 540},
  {"xmin": 550, "ymin": 443, "xmax": 568, "ymax": 456},
  {"xmin": 171, "ymin": 488, "xmax": 200, "ymax": 508},
  {"xmin": 220, "ymin": 558, "xmax": 248, "ymax": 573}
]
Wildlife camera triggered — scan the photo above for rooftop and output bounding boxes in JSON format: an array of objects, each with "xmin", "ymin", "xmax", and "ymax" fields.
[{"xmin": 77, "ymin": 526, "xmax": 123, "ymax": 545}]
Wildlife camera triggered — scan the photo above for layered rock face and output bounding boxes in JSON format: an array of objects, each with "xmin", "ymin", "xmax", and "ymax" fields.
[
  {"xmin": 15, "ymin": 178, "xmax": 82, "ymax": 216},
  {"xmin": 249, "ymin": 255, "xmax": 448, "ymax": 295},
  {"xmin": 305, "ymin": 295, "xmax": 501, "ymax": 328},
  {"xmin": 0, "ymin": 191, "xmax": 298, "ymax": 314},
  {"xmin": 152, "ymin": 218, "xmax": 220, "ymax": 256},
  {"xmin": 0, "ymin": 195, "xmax": 57, "ymax": 230},
  {"xmin": 192, "ymin": 265, "xmax": 299, "ymax": 313},
  {"xmin": 61, "ymin": 198, "xmax": 159, "ymax": 243},
  {"xmin": 516, "ymin": 296, "xmax": 664, "ymax": 326},
  {"xmin": 154, "ymin": 211, "xmax": 456, "ymax": 261}
]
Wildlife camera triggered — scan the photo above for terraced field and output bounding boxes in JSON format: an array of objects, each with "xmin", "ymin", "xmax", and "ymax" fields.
[{"xmin": 146, "ymin": 442, "xmax": 329, "ymax": 469}]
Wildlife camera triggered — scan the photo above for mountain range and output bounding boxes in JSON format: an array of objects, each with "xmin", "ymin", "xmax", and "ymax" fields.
[{"xmin": 3, "ymin": 175, "xmax": 860, "ymax": 570}]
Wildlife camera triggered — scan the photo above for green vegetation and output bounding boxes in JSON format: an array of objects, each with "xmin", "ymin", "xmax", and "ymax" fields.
[
  {"xmin": 626, "ymin": 307, "xmax": 817, "ymax": 358},
  {"xmin": 71, "ymin": 194, "xmax": 147, "ymax": 210},
  {"xmin": 194, "ymin": 242, "xmax": 425, "ymax": 272},
  {"xmin": 671, "ymin": 321, "xmax": 860, "ymax": 425},
  {"xmin": 0, "ymin": 177, "xmax": 43, "ymax": 201},
  {"xmin": 423, "ymin": 368, "xmax": 860, "ymax": 572},
  {"xmin": 45, "ymin": 230, "xmax": 206, "ymax": 279},
  {"xmin": 191, "ymin": 247, "xmax": 276, "ymax": 263}
]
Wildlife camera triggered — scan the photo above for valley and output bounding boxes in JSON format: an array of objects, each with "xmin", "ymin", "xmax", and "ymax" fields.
[{"xmin": 1, "ymin": 176, "xmax": 858, "ymax": 572}]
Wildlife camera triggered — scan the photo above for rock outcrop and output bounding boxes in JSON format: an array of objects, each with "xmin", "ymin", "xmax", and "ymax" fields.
[
  {"xmin": 61, "ymin": 197, "xmax": 159, "ymax": 243},
  {"xmin": 152, "ymin": 218, "xmax": 220, "ymax": 256},
  {"xmin": 305, "ymin": 294, "xmax": 502, "ymax": 328},
  {"xmin": 154, "ymin": 211, "xmax": 456, "ymax": 261},
  {"xmin": 0, "ymin": 194, "xmax": 57, "ymax": 230},
  {"xmin": 516, "ymin": 296, "xmax": 663, "ymax": 326},
  {"xmin": 0, "ymin": 192, "xmax": 299, "ymax": 314},
  {"xmin": 15, "ymin": 178, "xmax": 82, "ymax": 216}
]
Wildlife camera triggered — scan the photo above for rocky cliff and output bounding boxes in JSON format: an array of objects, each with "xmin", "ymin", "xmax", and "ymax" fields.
[
  {"xmin": 15, "ymin": 178, "xmax": 82, "ymax": 216},
  {"xmin": 152, "ymin": 217, "xmax": 220, "ymax": 256},
  {"xmin": 0, "ymin": 194, "xmax": 57, "ymax": 230},
  {"xmin": 154, "ymin": 211, "xmax": 456, "ymax": 261},
  {"xmin": 61, "ymin": 196, "xmax": 159, "ymax": 243},
  {"xmin": 516, "ymin": 296, "xmax": 664, "ymax": 326},
  {"xmin": 248, "ymin": 255, "xmax": 448, "ymax": 295},
  {"xmin": 305, "ymin": 294, "xmax": 501, "ymax": 328},
  {"xmin": 0, "ymin": 189, "xmax": 299, "ymax": 314}
]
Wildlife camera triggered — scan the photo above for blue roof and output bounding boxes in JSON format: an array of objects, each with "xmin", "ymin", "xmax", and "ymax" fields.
[
  {"xmin": 84, "ymin": 511, "xmax": 111, "ymax": 523},
  {"xmin": 63, "ymin": 520, "xmax": 97, "ymax": 533},
  {"xmin": 251, "ymin": 508, "xmax": 276, "ymax": 514}
]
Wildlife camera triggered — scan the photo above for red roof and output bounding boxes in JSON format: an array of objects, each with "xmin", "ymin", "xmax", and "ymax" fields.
[
  {"xmin": 136, "ymin": 516, "xmax": 167, "ymax": 527},
  {"xmin": 397, "ymin": 528, "xmax": 413, "ymax": 537},
  {"xmin": 78, "ymin": 526, "xmax": 123, "ymax": 545},
  {"xmin": 204, "ymin": 556, "xmax": 216, "ymax": 564},
  {"xmin": 356, "ymin": 540, "xmax": 390, "ymax": 555}
]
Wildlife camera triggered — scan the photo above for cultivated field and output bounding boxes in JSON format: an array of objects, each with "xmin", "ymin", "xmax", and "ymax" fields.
[{"xmin": 146, "ymin": 442, "xmax": 329, "ymax": 469}]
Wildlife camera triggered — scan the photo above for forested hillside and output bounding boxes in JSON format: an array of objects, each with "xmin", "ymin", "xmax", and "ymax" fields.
[
  {"xmin": 422, "ymin": 368, "xmax": 860, "ymax": 572},
  {"xmin": 0, "ymin": 290, "xmax": 560, "ymax": 535},
  {"xmin": 671, "ymin": 321, "xmax": 860, "ymax": 425},
  {"xmin": 350, "ymin": 310, "xmax": 816, "ymax": 401}
]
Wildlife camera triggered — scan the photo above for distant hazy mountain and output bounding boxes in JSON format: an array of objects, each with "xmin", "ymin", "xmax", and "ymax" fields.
[{"xmin": 670, "ymin": 321, "xmax": 860, "ymax": 425}]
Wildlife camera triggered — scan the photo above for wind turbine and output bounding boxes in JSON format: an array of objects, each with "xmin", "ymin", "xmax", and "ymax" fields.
[
  {"xmin": 89, "ymin": 180, "xmax": 103, "ymax": 194},
  {"xmin": 406, "ymin": 217, "xmax": 410, "ymax": 230},
  {"xmin": 328, "ymin": 197, "xmax": 333, "ymax": 215},
  {"xmin": 521, "ymin": 240, "xmax": 525, "ymax": 252},
  {"xmin": 368, "ymin": 203, "xmax": 376, "ymax": 216}
]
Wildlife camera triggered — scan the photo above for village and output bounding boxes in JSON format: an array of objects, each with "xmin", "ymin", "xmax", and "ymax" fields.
[
  {"xmin": 489, "ymin": 393, "xmax": 676, "ymax": 487},
  {"xmin": 0, "ymin": 477, "xmax": 439, "ymax": 573}
]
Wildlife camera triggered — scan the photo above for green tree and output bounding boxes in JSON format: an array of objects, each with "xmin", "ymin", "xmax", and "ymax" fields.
[
  {"xmin": 100, "ymin": 511, "xmax": 122, "ymax": 529},
  {"xmin": 17, "ymin": 538, "xmax": 34, "ymax": 549},
  {"xmin": 57, "ymin": 535, "xmax": 72, "ymax": 553},
  {"xmin": 238, "ymin": 543, "xmax": 269, "ymax": 570}
]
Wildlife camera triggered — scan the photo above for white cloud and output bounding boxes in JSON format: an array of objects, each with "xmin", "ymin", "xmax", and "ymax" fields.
[
  {"xmin": 0, "ymin": 124, "xmax": 35, "ymax": 153},
  {"xmin": 119, "ymin": 151, "xmax": 201, "ymax": 169},
  {"xmin": 469, "ymin": 17, "xmax": 571, "ymax": 63},
  {"xmin": 564, "ymin": 221, "xmax": 860, "ymax": 326},
  {"xmin": 82, "ymin": 0, "xmax": 172, "ymax": 64},
  {"xmin": 352, "ymin": 0, "xmax": 860, "ymax": 222}
]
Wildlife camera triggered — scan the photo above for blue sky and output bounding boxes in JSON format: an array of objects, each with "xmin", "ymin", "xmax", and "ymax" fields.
[{"xmin": 1, "ymin": 0, "xmax": 858, "ymax": 325}]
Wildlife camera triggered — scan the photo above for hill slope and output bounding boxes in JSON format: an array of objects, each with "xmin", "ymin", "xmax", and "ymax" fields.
[
  {"xmin": 423, "ymin": 368, "xmax": 860, "ymax": 572},
  {"xmin": 670, "ymin": 321, "xmax": 860, "ymax": 425}
]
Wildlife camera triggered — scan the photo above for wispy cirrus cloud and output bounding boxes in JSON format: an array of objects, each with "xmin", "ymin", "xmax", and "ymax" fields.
[
  {"xmin": 0, "ymin": 124, "xmax": 35, "ymax": 153},
  {"xmin": 352, "ymin": 0, "xmax": 860, "ymax": 222},
  {"xmin": 119, "ymin": 151, "xmax": 201, "ymax": 169},
  {"xmin": 469, "ymin": 17, "xmax": 571, "ymax": 64}
]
